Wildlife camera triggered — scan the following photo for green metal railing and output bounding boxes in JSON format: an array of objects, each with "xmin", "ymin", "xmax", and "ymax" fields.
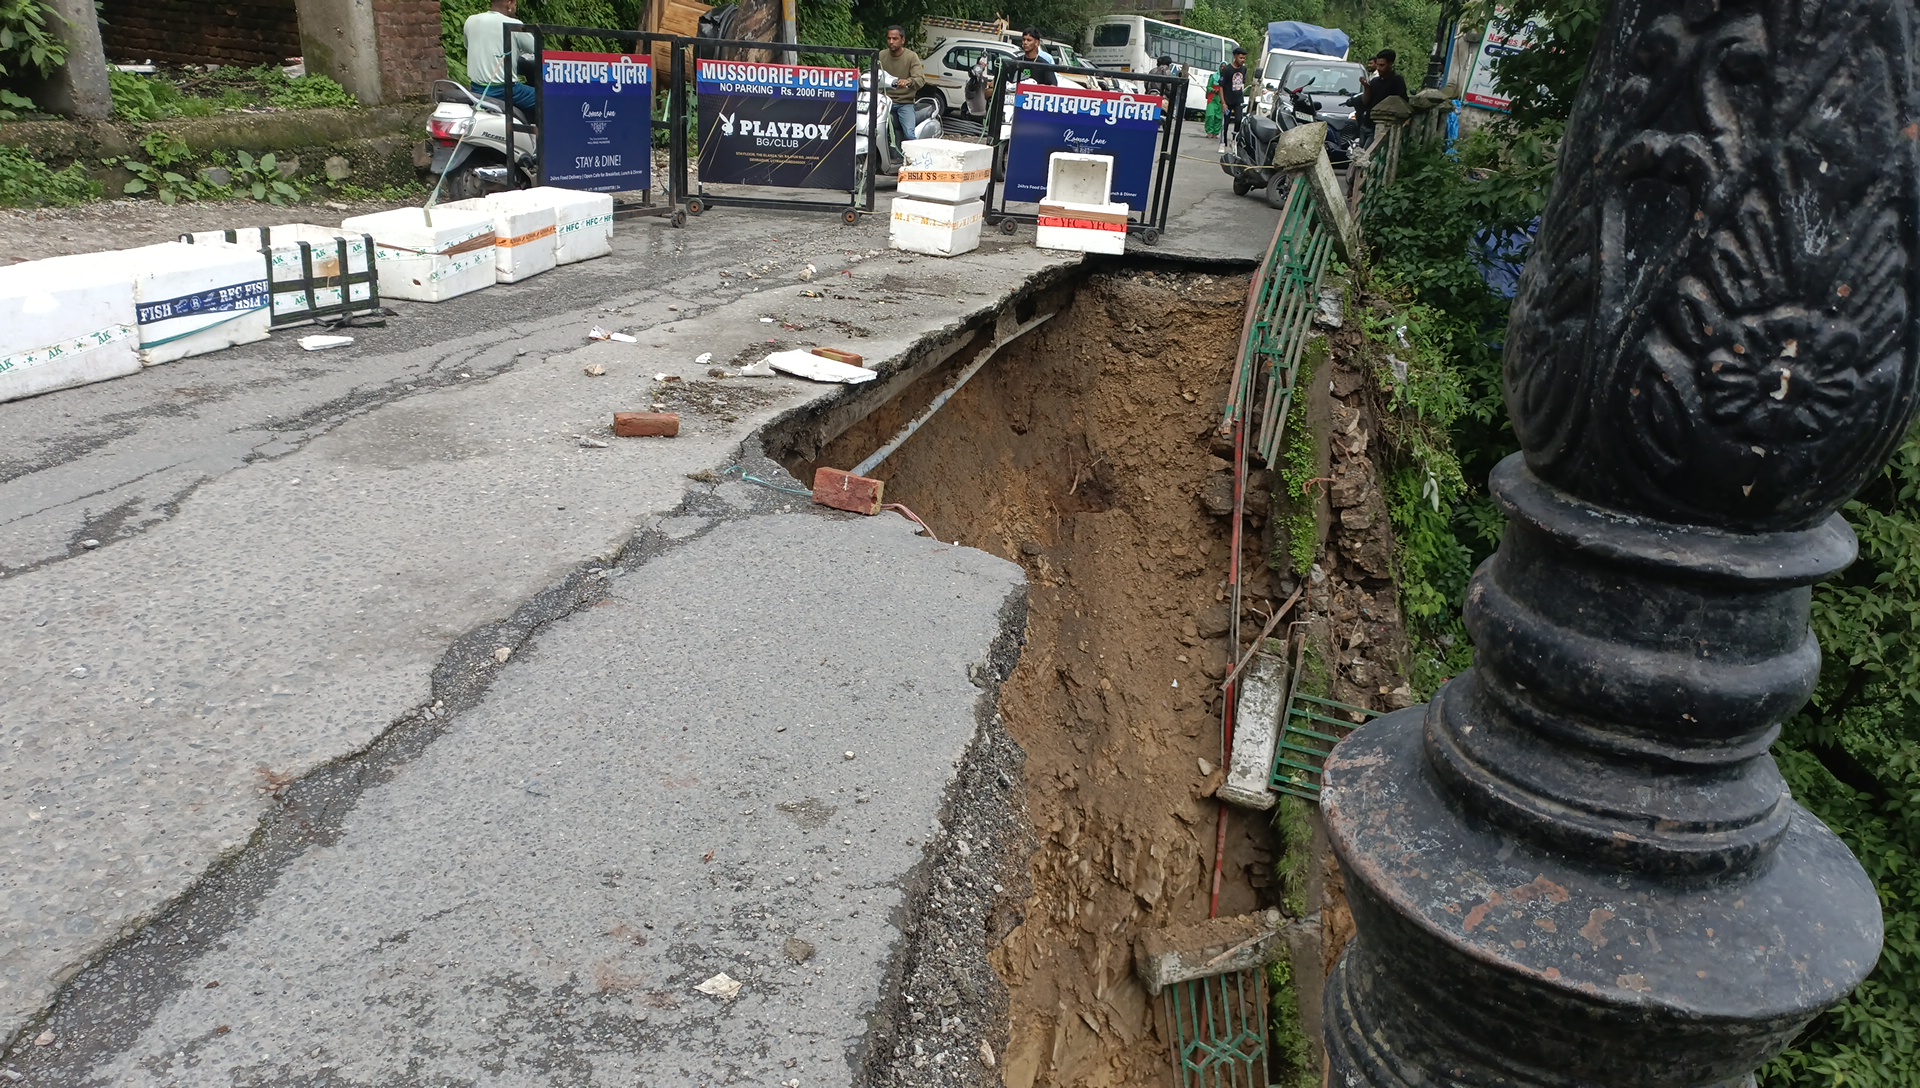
[
  {"xmin": 1164, "ymin": 967, "xmax": 1271, "ymax": 1087},
  {"xmin": 1271, "ymin": 691, "xmax": 1384, "ymax": 801}
]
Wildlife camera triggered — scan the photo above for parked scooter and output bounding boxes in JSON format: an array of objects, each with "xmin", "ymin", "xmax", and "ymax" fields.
[
  {"xmin": 426, "ymin": 79, "xmax": 537, "ymax": 201},
  {"xmin": 855, "ymin": 70, "xmax": 943, "ymax": 181},
  {"xmin": 1221, "ymin": 102, "xmax": 1300, "ymax": 206},
  {"xmin": 1290, "ymin": 91, "xmax": 1363, "ymax": 165}
]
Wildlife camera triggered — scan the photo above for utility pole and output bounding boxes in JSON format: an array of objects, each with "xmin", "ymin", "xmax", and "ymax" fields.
[
  {"xmin": 1320, "ymin": 0, "xmax": 1897, "ymax": 1083},
  {"xmin": 1423, "ymin": 0, "xmax": 1461, "ymax": 89}
]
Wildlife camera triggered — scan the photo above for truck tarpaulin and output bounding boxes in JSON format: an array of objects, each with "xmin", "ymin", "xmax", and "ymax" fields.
[{"xmin": 1266, "ymin": 21, "xmax": 1350, "ymax": 60}]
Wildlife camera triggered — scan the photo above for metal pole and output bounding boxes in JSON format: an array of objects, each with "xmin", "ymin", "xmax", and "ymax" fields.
[{"xmin": 1321, "ymin": 0, "xmax": 1898, "ymax": 1083}]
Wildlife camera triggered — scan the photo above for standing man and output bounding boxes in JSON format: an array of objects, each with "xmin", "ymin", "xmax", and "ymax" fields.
[
  {"xmin": 465, "ymin": 0, "xmax": 537, "ymax": 111},
  {"xmin": 1216, "ymin": 45, "xmax": 1249, "ymax": 148},
  {"xmin": 1017, "ymin": 28, "xmax": 1058, "ymax": 86},
  {"xmin": 1358, "ymin": 48, "xmax": 1408, "ymax": 129},
  {"xmin": 879, "ymin": 25, "xmax": 926, "ymax": 148},
  {"xmin": 1148, "ymin": 55, "xmax": 1176, "ymax": 78}
]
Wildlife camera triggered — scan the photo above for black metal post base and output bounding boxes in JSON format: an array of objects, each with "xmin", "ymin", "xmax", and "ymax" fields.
[{"xmin": 1319, "ymin": 456, "xmax": 1883, "ymax": 1086}]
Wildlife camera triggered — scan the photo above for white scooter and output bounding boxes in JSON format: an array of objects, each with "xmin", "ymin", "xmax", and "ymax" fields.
[
  {"xmin": 855, "ymin": 70, "xmax": 943, "ymax": 184},
  {"xmin": 425, "ymin": 79, "xmax": 538, "ymax": 201}
]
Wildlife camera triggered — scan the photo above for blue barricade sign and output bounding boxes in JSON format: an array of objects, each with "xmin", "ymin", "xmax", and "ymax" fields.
[
  {"xmin": 541, "ymin": 51, "xmax": 653, "ymax": 192},
  {"xmin": 1004, "ymin": 85, "xmax": 1165, "ymax": 212},
  {"xmin": 696, "ymin": 60, "xmax": 859, "ymax": 190}
]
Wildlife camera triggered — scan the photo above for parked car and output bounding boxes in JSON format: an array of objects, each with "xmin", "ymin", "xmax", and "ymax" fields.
[
  {"xmin": 923, "ymin": 37, "xmax": 1021, "ymax": 115},
  {"xmin": 1268, "ymin": 58, "xmax": 1364, "ymax": 124}
]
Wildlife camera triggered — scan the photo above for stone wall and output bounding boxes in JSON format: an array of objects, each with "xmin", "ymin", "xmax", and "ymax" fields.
[
  {"xmin": 372, "ymin": 0, "xmax": 445, "ymax": 99},
  {"xmin": 99, "ymin": 0, "xmax": 303, "ymax": 67}
]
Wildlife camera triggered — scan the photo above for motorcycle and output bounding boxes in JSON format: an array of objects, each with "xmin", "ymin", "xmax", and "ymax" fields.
[
  {"xmin": 1290, "ymin": 90, "xmax": 1364, "ymax": 165},
  {"xmin": 426, "ymin": 78, "xmax": 537, "ymax": 201},
  {"xmin": 1220, "ymin": 102, "xmax": 1296, "ymax": 207},
  {"xmin": 855, "ymin": 70, "xmax": 943, "ymax": 183}
]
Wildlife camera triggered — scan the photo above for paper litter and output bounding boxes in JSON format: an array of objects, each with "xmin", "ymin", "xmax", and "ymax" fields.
[{"xmin": 766, "ymin": 349, "xmax": 876, "ymax": 384}]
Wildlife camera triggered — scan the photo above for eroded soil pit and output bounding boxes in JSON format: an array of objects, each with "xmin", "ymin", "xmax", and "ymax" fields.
[{"xmin": 788, "ymin": 269, "xmax": 1283, "ymax": 1087}]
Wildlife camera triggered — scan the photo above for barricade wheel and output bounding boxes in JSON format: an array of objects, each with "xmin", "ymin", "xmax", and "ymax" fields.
[
  {"xmin": 843, "ymin": 209, "xmax": 861, "ymax": 225},
  {"xmin": 998, "ymin": 218, "xmax": 1017, "ymax": 236},
  {"xmin": 687, "ymin": 198, "xmax": 706, "ymax": 216},
  {"xmin": 671, "ymin": 210, "xmax": 686, "ymax": 228},
  {"xmin": 1141, "ymin": 227, "xmax": 1161, "ymax": 246}
]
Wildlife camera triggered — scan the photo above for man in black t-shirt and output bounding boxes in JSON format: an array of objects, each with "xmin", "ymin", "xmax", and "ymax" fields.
[
  {"xmin": 1217, "ymin": 46, "xmax": 1249, "ymax": 149},
  {"xmin": 1359, "ymin": 49, "xmax": 1408, "ymax": 131}
]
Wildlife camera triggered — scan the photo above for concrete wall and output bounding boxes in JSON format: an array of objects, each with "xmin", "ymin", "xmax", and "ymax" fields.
[
  {"xmin": 99, "ymin": 0, "xmax": 303, "ymax": 67},
  {"xmin": 296, "ymin": 0, "xmax": 385, "ymax": 102}
]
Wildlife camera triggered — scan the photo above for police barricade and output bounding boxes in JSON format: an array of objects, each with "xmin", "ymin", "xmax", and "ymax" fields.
[
  {"xmin": 506, "ymin": 25, "xmax": 686, "ymax": 225},
  {"xmin": 682, "ymin": 40, "xmax": 881, "ymax": 224},
  {"xmin": 980, "ymin": 61, "xmax": 1187, "ymax": 245}
]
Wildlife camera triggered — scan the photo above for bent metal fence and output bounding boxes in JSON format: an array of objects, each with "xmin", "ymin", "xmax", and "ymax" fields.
[{"xmin": 1177, "ymin": 101, "xmax": 1438, "ymax": 1088}]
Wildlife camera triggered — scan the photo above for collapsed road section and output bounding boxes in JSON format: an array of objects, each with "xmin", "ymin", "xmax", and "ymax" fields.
[{"xmin": 784, "ymin": 266, "xmax": 1292, "ymax": 1087}]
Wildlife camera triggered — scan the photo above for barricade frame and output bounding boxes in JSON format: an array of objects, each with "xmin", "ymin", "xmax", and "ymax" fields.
[
  {"xmin": 505, "ymin": 24, "xmax": 687, "ymax": 225},
  {"xmin": 681, "ymin": 38, "xmax": 880, "ymax": 224},
  {"xmin": 181, "ymin": 227, "xmax": 382, "ymax": 329},
  {"xmin": 978, "ymin": 61, "xmax": 1188, "ymax": 245}
]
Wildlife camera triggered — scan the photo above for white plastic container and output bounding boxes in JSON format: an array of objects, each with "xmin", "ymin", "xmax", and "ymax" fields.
[
  {"xmin": 340, "ymin": 206, "xmax": 497, "ymax": 303},
  {"xmin": 1045, "ymin": 152, "xmax": 1116, "ymax": 205},
  {"xmin": 495, "ymin": 186, "xmax": 614, "ymax": 264},
  {"xmin": 440, "ymin": 196, "xmax": 557, "ymax": 283},
  {"xmin": 1035, "ymin": 200, "xmax": 1131, "ymax": 255},
  {"xmin": 897, "ymin": 139, "xmax": 993, "ymax": 204},
  {"xmin": 889, "ymin": 196, "xmax": 984, "ymax": 257},
  {"xmin": 184, "ymin": 224, "xmax": 377, "ymax": 324},
  {"xmin": 0, "ymin": 259, "xmax": 142, "ymax": 403},
  {"xmin": 42, "ymin": 243, "xmax": 274, "ymax": 365}
]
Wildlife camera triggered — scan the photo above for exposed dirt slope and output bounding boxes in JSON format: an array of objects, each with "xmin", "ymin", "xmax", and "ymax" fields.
[{"xmin": 814, "ymin": 269, "xmax": 1280, "ymax": 1088}]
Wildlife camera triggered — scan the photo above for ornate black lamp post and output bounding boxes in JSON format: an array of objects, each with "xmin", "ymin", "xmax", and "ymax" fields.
[{"xmin": 1321, "ymin": 1, "xmax": 1906, "ymax": 1083}]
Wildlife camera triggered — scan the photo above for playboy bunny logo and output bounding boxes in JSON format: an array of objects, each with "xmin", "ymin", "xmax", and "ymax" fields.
[{"xmin": 720, "ymin": 112, "xmax": 737, "ymax": 136}]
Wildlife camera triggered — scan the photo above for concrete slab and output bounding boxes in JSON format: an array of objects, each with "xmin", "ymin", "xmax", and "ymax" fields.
[{"xmin": 10, "ymin": 501, "xmax": 1023, "ymax": 1086}]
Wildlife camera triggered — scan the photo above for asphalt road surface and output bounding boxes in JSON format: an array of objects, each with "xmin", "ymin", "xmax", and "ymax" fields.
[{"xmin": 0, "ymin": 128, "xmax": 1275, "ymax": 1086}]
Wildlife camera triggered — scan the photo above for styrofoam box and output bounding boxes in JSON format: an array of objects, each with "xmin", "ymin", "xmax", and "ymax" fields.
[
  {"xmin": 185, "ymin": 225, "xmax": 375, "ymax": 320},
  {"xmin": 495, "ymin": 186, "xmax": 614, "ymax": 264},
  {"xmin": 0, "ymin": 259, "xmax": 142, "ymax": 403},
  {"xmin": 889, "ymin": 196, "xmax": 984, "ymax": 257},
  {"xmin": 1045, "ymin": 152, "xmax": 1116, "ymax": 205},
  {"xmin": 340, "ymin": 206, "xmax": 497, "ymax": 303},
  {"xmin": 38, "ymin": 243, "xmax": 273, "ymax": 365},
  {"xmin": 1035, "ymin": 200, "xmax": 1130, "ymax": 255},
  {"xmin": 440, "ymin": 196, "xmax": 557, "ymax": 283},
  {"xmin": 897, "ymin": 138, "xmax": 993, "ymax": 204}
]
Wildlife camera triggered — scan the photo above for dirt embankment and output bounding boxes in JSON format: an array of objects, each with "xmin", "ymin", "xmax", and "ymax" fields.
[{"xmin": 806, "ymin": 269, "xmax": 1283, "ymax": 1087}]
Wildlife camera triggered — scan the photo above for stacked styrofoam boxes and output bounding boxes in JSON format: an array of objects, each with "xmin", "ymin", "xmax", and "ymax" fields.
[
  {"xmin": 1035, "ymin": 153, "xmax": 1130, "ymax": 256},
  {"xmin": 35, "ymin": 243, "xmax": 273, "ymax": 365},
  {"xmin": 497, "ymin": 187, "xmax": 614, "ymax": 264},
  {"xmin": 889, "ymin": 139, "xmax": 990, "ymax": 257},
  {"xmin": 341, "ymin": 206, "xmax": 497, "ymax": 302},
  {"xmin": 0, "ymin": 259, "xmax": 141, "ymax": 404},
  {"xmin": 439, "ymin": 196, "xmax": 557, "ymax": 283},
  {"xmin": 184, "ymin": 225, "xmax": 377, "ymax": 325}
]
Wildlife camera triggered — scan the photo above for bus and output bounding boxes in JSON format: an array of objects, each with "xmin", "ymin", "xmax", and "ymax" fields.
[{"xmin": 1082, "ymin": 15, "xmax": 1238, "ymax": 115}]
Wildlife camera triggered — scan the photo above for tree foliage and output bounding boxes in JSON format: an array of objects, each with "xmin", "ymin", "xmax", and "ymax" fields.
[{"xmin": 1187, "ymin": 0, "xmax": 1443, "ymax": 75}]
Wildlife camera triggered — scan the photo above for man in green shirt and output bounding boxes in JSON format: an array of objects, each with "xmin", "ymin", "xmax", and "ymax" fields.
[
  {"xmin": 466, "ymin": 0, "xmax": 537, "ymax": 111},
  {"xmin": 877, "ymin": 25, "xmax": 926, "ymax": 148}
]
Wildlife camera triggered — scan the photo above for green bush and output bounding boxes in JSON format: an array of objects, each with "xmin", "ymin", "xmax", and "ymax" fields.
[
  {"xmin": 251, "ymin": 66, "xmax": 359, "ymax": 110},
  {"xmin": 0, "ymin": 144, "xmax": 100, "ymax": 206},
  {"xmin": 0, "ymin": 0, "xmax": 66, "ymax": 116}
]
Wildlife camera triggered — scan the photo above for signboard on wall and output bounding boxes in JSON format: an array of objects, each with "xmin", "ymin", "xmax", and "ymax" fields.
[
  {"xmin": 1003, "ymin": 84, "xmax": 1164, "ymax": 212},
  {"xmin": 539, "ymin": 52, "xmax": 653, "ymax": 192},
  {"xmin": 1462, "ymin": 9, "xmax": 1539, "ymax": 112},
  {"xmin": 695, "ymin": 59, "xmax": 859, "ymax": 190}
]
